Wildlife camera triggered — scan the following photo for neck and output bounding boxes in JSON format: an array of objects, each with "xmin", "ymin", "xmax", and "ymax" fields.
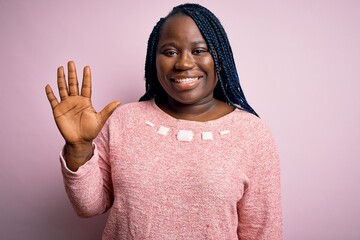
[{"xmin": 156, "ymin": 97, "xmax": 234, "ymax": 122}]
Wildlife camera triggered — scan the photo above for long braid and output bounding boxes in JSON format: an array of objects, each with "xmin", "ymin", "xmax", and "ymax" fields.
[
  {"xmin": 139, "ymin": 3, "xmax": 258, "ymax": 117},
  {"xmin": 140, "ymin": 18, "xmax": 166, "ymax": 101},
  {"xmin": 193, "ymin": 6, "xmax": 258, "ymax": 116}
]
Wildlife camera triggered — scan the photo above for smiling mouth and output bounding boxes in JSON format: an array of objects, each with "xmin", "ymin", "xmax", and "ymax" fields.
[{"xmin": 172, "ymin": 77, "xmax": 200, "ymax": 83}]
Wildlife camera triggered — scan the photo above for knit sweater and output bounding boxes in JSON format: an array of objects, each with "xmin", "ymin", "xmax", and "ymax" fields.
[{"xmin": 60, "ymin": 100, "xmax": 282, "ymax": 239}]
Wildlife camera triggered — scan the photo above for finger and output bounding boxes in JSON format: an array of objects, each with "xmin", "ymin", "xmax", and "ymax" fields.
[
  {"xmin": 98, "ymin": 101, "xmax": 121, "ymax": 125},
  {"xmin": 67, "ymin": 61, "xmax": 79, "ymax": 96},
  {"xmin": 81, "ymin": 66, "xmax": 92, "ymax": 98},
  {"xmin": 45, "ymin": 84, "xmax": 59, "ymax": 109},
  {"xmin": 57, "ymin": 66, "xmax": 68, "ymax": 100}
]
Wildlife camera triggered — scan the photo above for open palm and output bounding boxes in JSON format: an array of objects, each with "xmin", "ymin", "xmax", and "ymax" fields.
[{"xmin": 45, "ymin": 61, "xmax": 120, "ymax": 145}]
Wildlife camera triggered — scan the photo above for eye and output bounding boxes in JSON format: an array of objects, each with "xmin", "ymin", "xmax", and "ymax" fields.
[
  {"xmin": 162, "ymin": 49, "xmax": 178, "ymax": 57},
  {"xmin": 193, "ymin": 49, "xmax": 207, "ymax": 55}
]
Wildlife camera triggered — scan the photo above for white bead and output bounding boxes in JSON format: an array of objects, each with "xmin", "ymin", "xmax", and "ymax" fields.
[
  {"xmin": 177, "ymin": 130, "xmax": 193, "ymax": 142},
  {"xmin": 157, "ymin": 126, "xmax": 170, "ymax": 136},
  {"xmin": 219, "ymin": 130, "xmax": 230, "ymax": 135},
  {"xmin": 145, "ymin": 120, "xmax": 155, "ymax": 127},
  {"xmin": 201, "ymin": 131, "xmax": 213, "ymax": 140}
]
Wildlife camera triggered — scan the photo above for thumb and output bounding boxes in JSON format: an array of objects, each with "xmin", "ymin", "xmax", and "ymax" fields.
[{"xmin": 98, "ymin": 101, "xmax": 121, "ymax": 124}]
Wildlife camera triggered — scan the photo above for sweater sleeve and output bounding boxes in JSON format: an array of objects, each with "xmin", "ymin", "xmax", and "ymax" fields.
[
  {"xmin": 237, "ymin": 120, "xmax": 283, "ymax": 239},
  {"xmin": 60, "ymin": 121, "xmax": 114, "ymax": 218}
]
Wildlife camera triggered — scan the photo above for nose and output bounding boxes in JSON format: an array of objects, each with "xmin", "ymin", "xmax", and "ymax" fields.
[{"xmin": 174, "ymin": 52, "xmax": 195, "ymax": 70}]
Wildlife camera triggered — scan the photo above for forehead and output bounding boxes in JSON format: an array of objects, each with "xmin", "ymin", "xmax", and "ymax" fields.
[{"xmin": 158, "ymin": 14, "xmax": 205, "ymax": 43}]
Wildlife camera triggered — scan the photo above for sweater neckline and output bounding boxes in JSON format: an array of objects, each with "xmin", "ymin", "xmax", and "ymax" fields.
[{"xmin": 149, "ymin": 99, "xmax": 240, "ymax": 128}]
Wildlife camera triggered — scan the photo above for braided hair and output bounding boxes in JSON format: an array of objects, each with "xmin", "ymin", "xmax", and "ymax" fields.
[{"xmin": 139, "ymin": 3, "xmax": 258, "ymax": 117}]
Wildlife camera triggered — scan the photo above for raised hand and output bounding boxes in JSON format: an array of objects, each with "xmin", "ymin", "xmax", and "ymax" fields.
[{"xmin": 45, "ymin": 61, "xmax": 120, "ymax": 170}]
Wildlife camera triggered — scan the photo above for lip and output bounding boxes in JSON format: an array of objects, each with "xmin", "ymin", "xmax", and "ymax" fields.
[
  {"xmin": 169, "ymin": 76, "xmax": 202, "ymax": 91},
  {"xmin": 170, "ymin": 75, "xmax": 202, "ymax": 81},
  {"xmin": 172, "ymin": 77, "xmax": 199, "ymax": 83}
]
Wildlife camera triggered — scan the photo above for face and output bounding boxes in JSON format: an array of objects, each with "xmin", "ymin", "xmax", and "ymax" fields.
[{"xmin": 156, "ymin": 14, "xmax": 217, "ymax": 106}]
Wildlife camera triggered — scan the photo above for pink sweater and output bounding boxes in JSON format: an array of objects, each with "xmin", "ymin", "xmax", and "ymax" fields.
[{"xmin": 60, "ymin": 100, "xmax": 282, "ymax": 239}]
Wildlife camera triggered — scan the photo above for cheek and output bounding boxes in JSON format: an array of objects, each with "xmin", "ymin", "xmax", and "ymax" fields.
[
  {"xmin": 155, "ymin": 56, "xmax": 162, "ymax": 77},
  {"xmin": 156, "ymin": 55, "xmax": 171, "ymax": 77},
  {"xmin": 201, "ymin": 57, "xmax": 218, "ymax": 86},
  {"xmin": 155, "ymin": 57, "xmax": 171, "ymax": 91},
  {"xmin": 200, "ymin": 55, "xmax": 215, "ymax": 73}
]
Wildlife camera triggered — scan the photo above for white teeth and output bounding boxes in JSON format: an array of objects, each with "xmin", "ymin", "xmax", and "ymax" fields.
[{"xmin": 174, "ymin": 77, "xmax": 198, "ymax": 83}]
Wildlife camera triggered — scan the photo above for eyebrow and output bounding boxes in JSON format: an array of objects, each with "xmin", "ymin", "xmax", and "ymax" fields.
[
  {"xmin": 191, "ymin": 41, "xmax": 207, "ymax": 46},
  {"xmin": 158, "ymin": 41, "xmax": 207, "ymax": 50}
]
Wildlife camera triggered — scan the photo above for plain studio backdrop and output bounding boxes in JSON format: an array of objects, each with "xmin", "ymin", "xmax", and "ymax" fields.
[{"xmin": 0, "ymin": 0, "xmax": 359, "ymax": 239}]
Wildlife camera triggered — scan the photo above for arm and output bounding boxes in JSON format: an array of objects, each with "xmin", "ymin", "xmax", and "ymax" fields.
[
  {"xmin": 60, "ymin": 129, "xmax": 114, "ymax": 218},
  {"xmin": 45, "ymin": 61, "xmax": 120, "ymax": 216},
  {"xmin": 237, "ymin": 121, "xmax": 283, "ymax": 239}
]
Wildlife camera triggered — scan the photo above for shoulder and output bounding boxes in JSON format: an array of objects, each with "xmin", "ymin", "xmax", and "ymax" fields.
[
  {"xmin": 231, "ymin": 109, "xmax": 266, "ymax": 130},
  {"xmin": 102, "ymin": 101, "xmax": 150, "ymax": 128},
  {"xmin": 113, "ymin": 101, "xmax": 152, "ymax": 116},
  {"xmin": 230, "ymin": 109, "xmax": 275, "ymax": 143},
  {"xmin": 106, "ymin": 100, "xmax": 164, "ymax": 129},
  {"xmin": 231, "ymin": 111, "xmax": 280, "ymax": 170},
  {"xmin": 108, "ymin": 101, "xmax": 155, "ymax": 122}
]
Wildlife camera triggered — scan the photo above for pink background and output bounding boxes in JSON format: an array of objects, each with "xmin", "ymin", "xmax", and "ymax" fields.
[{"xmin": 1, "ymin": 0, "xmax": 359, "ymax": 239}]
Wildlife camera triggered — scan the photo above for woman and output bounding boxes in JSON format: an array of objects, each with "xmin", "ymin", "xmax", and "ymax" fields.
[{"xmin": 45, "ymin": 3, "xmax": 282, "ymax": 239}]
